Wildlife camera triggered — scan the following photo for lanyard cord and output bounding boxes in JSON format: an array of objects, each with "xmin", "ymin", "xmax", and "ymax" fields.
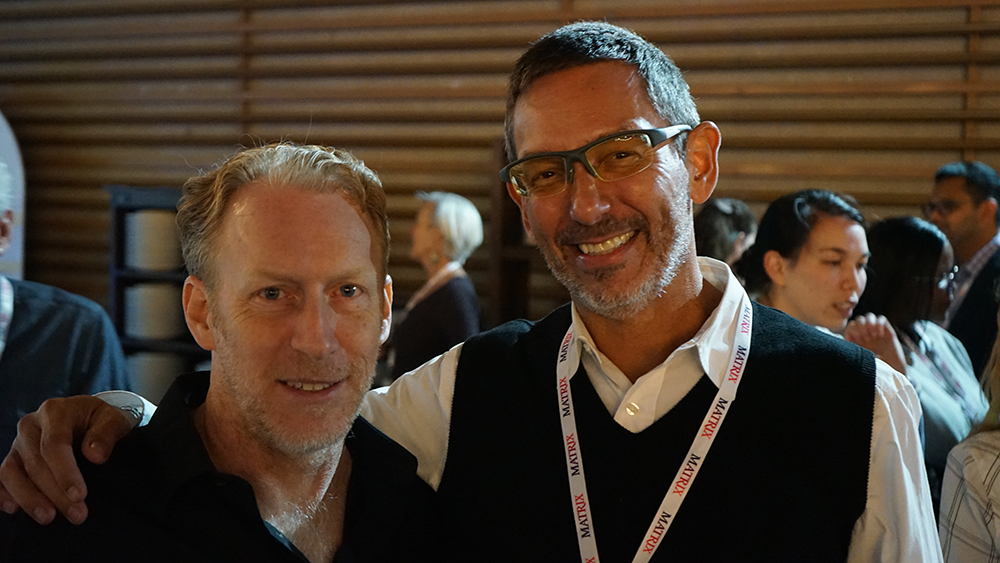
[{"xmin": 557, "ymin": 296, "xmax": 753, "ymax": 563}]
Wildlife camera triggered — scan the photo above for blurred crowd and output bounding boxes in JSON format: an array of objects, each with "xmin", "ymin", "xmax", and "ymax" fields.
[{"xmin": 696, "ymin": 161, "xmax": 1000, "ymax": 546}]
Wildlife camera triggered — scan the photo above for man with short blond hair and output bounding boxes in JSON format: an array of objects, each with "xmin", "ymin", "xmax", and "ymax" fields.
[{"xmin": 0, "ymin": 144, "xmax": 436, "ymax": 563}]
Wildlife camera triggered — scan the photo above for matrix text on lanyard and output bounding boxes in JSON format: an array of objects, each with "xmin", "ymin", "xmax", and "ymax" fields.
[{"xmin": 556, "ymin": 297, "xmax": 753, "ymax": 563}]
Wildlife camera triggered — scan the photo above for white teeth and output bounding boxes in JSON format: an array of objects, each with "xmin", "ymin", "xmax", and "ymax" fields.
[
  {"xmin": 578, "ymin": 231, "xmax": 635, "ymax": 256},
  {"xmin": 284, "ymin": 381, "xmax": 334, "ymax": 392}
]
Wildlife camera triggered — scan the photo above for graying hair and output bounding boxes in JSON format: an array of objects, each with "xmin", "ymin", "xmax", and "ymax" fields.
[
  {"xmin": 177, "ymin": 143, "xmax": 389, "ymax": 287},
  {"xmin": 416, "ymin": 191, "xmax": 483, "ymax": 265},
  {"xmin": 505, "ymin": 21, "xmax": 700, "ymax": 160}
]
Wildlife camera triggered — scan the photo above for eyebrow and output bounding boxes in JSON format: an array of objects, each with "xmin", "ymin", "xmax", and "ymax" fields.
[{"xmin": 815, "ymin": 247, "xmax": 871, "ymax": 258}]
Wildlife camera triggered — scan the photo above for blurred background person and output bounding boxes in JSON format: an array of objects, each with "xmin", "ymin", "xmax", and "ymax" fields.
[
  {"xmin": 735, "ymin": 189, "xmax": 873, "ymax": 317},
  {"xmin": 940, "ymin": 306, "xmax": 1000, "ymax": 561},
  {"xmin": 383, "ymin": 191, "xmax": 483, "ymax": 383},
  {"xmin": 694, "ymin": 197, "xmax": 758, "ymax": 267},
  {"xmin": 924, "ymin": 161, "xmax": 1000, "ymax": 379},
  {"xmin": 0, "ymin": 161, "xmax": 131, "ymax": 454},
  {"xmin": 849, "ymin": 216, "xmax": 987, "ymax": 516},
  {"xmin": 736, "ymin": 188, "xmax": 907, "ymax": 373}
]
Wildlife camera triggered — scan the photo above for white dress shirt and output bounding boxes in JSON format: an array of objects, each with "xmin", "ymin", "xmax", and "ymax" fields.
[{"xmin": 361, "ymin": 257, "xmax": 943, "ymax": 562}]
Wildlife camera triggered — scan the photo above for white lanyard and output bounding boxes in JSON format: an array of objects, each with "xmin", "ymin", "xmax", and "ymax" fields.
[
  {"xmin": 0, "ymin": 276, "xmax": 13, "ymax": 364},
  {"xmin": 557, "ymin": 296, "xmax": 753, "ymax": 563}
]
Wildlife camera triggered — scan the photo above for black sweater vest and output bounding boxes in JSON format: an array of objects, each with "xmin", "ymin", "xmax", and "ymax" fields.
[{"xmin": 436, "ymin": 303, "xmax": 875, "ymax": 562}]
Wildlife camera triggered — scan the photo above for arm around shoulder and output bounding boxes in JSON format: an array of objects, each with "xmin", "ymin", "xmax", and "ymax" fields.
[{"xmin": 361, "ymin": 343, "xmax": 461, "ymax": 490}]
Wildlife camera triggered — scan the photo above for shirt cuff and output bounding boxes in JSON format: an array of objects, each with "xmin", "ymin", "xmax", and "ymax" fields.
[{"xmin": 94, "ymin": 390, "xmax": 157, "ymax": 427}]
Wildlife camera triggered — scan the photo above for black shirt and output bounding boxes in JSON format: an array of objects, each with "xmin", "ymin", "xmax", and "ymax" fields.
[{"xmin": 0, "ymin": 372, "xmax": 439, "ymax": 563}]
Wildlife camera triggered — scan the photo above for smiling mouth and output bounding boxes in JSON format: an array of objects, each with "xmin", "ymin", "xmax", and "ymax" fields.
[
  {"xmin": 282, "ymin": 381, "xmax": 337, "ymax": 392},
  {"xmin": 578, "ymin": 231, "xmax": 636, "ymax": 256}
]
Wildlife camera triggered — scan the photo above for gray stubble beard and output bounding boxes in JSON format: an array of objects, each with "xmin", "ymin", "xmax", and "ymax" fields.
[{"xmin": 539, "ymin": 224, "xmax": 691, "ymax": 322}]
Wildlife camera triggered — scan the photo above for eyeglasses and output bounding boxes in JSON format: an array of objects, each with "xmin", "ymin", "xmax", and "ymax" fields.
[
  {"xmin": 936, "ymin": 265, "xmax": 959, "ymax": 297},
  {"xmin": 500, "ymin": 125, "xmax": 693, "ymax": 198},
  {"xmin": 921, "ymin": 199, "xmax": 963, "ymax": 218},
  {"xmin": 938, "ymin": 266, "xmax": 958, "ymax": 289}
]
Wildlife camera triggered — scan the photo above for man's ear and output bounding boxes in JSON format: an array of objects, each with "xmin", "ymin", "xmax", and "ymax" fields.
[
  {"xmin": 0, "ymin": 209, "xmax": 13, "ymax": 257},
  {"xmin": 506, "ymin": 182, "xmax": 535, "ymax": 244},
  {"xmin": 685, "ymin": 121, "xmax": 722, "ymax": 205},
  {"xmin": 380, "ymin": 274, "xmax": 393, "ymax": 344},
  {"xmin": 183, "ymin": 275, "xmax": 215, "ymax": 351},
  {"xmin": 762, "ymin": 250, "xmax": 788, "ymax": 287}
]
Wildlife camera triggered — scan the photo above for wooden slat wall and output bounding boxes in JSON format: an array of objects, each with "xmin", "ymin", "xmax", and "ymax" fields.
[{"xmin": 1, "ymin": 0, "xmax": 998, "ymax": 324}]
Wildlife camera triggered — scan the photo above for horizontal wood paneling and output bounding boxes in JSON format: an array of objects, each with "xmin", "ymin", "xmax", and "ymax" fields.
[{"xmin": 1, "ymin": 0, "xmax": 998, "ymax": 325}]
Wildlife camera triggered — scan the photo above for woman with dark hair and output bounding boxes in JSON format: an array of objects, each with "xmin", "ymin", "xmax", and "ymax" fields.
[
  {"xmin": 735, "ymin": 188, "xmax": 907, "ymax": 373},
  {"xmin": 735, "ymin": 190, "xmax": 870, "ymax": 323},
  {"xmin": 852, "ymin": 216, "xmax": 987, "ymax": 511}
]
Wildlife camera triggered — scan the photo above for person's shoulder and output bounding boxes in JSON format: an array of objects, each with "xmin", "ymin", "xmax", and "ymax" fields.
[
  {"xmin": 751, "ymin": 302, "xmax": 868, "ymax": 358},
  {"xmin": 988, "ymin": 243, "xmax": 1000, "ymax": 264},
  {"xmin": 348, "ymin": 416, "xmax": 420, "ymax": 477},
  {"xmin": 345, "ymin": 416, "xmax": 441, "ymax": 561},
  {"xmin": 949, "ymin": 430, "xmax": 1000, "ymax": 488},
  {"xmin": 0, "ymin": 433, "xmax": 158, "ymax": 560},
  {"xmin": 916, "ymin": 320, "xmax": 969, "ymax": 355},
  {"xmin": 12, "ymin": 278, "xmax": 109, "ymax": 320},
  {"xmin": 427, "ymin": 276, "xmax": 480, "ymax": 311},
  {"xmin": 953, "ymin": 430, "xmax": 1000, "ymax": 460},
  {"xmin": 974, "ymin": 243, "xmax": 1000, "ymax": 278},
  {"xmin": 471, "ymin": 304, "xmax": 569, "ymax": 344},
  {"xmin": 442, "ymin": 275, "xmax": 476, "ymax": 293},
  {"xmin": 0, "ymin": 507, "xmax": 89, "ymax": 560},
  {"xmin": 455, "ymin": 305, "xmax": 571, "ymax": 371}
]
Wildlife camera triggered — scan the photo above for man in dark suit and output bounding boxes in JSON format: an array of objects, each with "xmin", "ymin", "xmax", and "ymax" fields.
[{"xmin": 925, "ymin": 161, "xmax": 1000, "ymax": 378}]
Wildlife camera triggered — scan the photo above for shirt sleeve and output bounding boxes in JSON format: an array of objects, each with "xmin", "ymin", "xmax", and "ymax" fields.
[
  {"xmin": 847, "ymin": 360, "xmax": 944, "ymax": 562},
  {"xmin": 360, "ymin": 343, "xmax": 461, "ymax": 490},
  {"xmin": 95, "ymin": 390, "xmax": 156, "ymax": 427},
  {"xmin": 939, "ymin": 436, "xmax": 1000, "ymax": 562}
]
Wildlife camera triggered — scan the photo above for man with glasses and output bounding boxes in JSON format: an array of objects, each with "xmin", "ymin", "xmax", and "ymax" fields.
[
  {"xmin": 924, "ymin": 161, "xmax": 1000, "ymax": 377},
  {"xmin": 1, "ymin": 21, "xmax": 940, "ymax": 562}
]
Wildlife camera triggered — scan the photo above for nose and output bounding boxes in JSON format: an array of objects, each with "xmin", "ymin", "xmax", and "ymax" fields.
[
  {"xmin": 290, "ymin": 294, "xmax": 338, "ymax": 359},
  {"xmin": 567, "ymin": 162, "xmax": 610, "ymax": 226},
  {"xmin": 842, "ymin": 265, "xmax": 866, "ymax": 294}
]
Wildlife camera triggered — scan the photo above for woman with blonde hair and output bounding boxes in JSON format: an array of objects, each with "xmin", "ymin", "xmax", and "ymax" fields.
[{"xmin": 385, "ymin": 191, "xmax": 483, "ymax": 381}]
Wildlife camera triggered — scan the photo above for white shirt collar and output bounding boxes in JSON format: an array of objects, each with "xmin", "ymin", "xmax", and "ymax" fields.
[
  {"xmin": 569, "ymin": 257, "xmax": 746, "ymax": 388},
  {"xmin": 566, "ymin": 257, "xmax": 750, "ymax": 430}
]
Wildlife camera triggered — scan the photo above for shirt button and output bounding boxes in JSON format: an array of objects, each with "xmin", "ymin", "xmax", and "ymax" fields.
[{"xmin": 625, "ymin": 402, "xmax": 640, "ymax": 416}]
